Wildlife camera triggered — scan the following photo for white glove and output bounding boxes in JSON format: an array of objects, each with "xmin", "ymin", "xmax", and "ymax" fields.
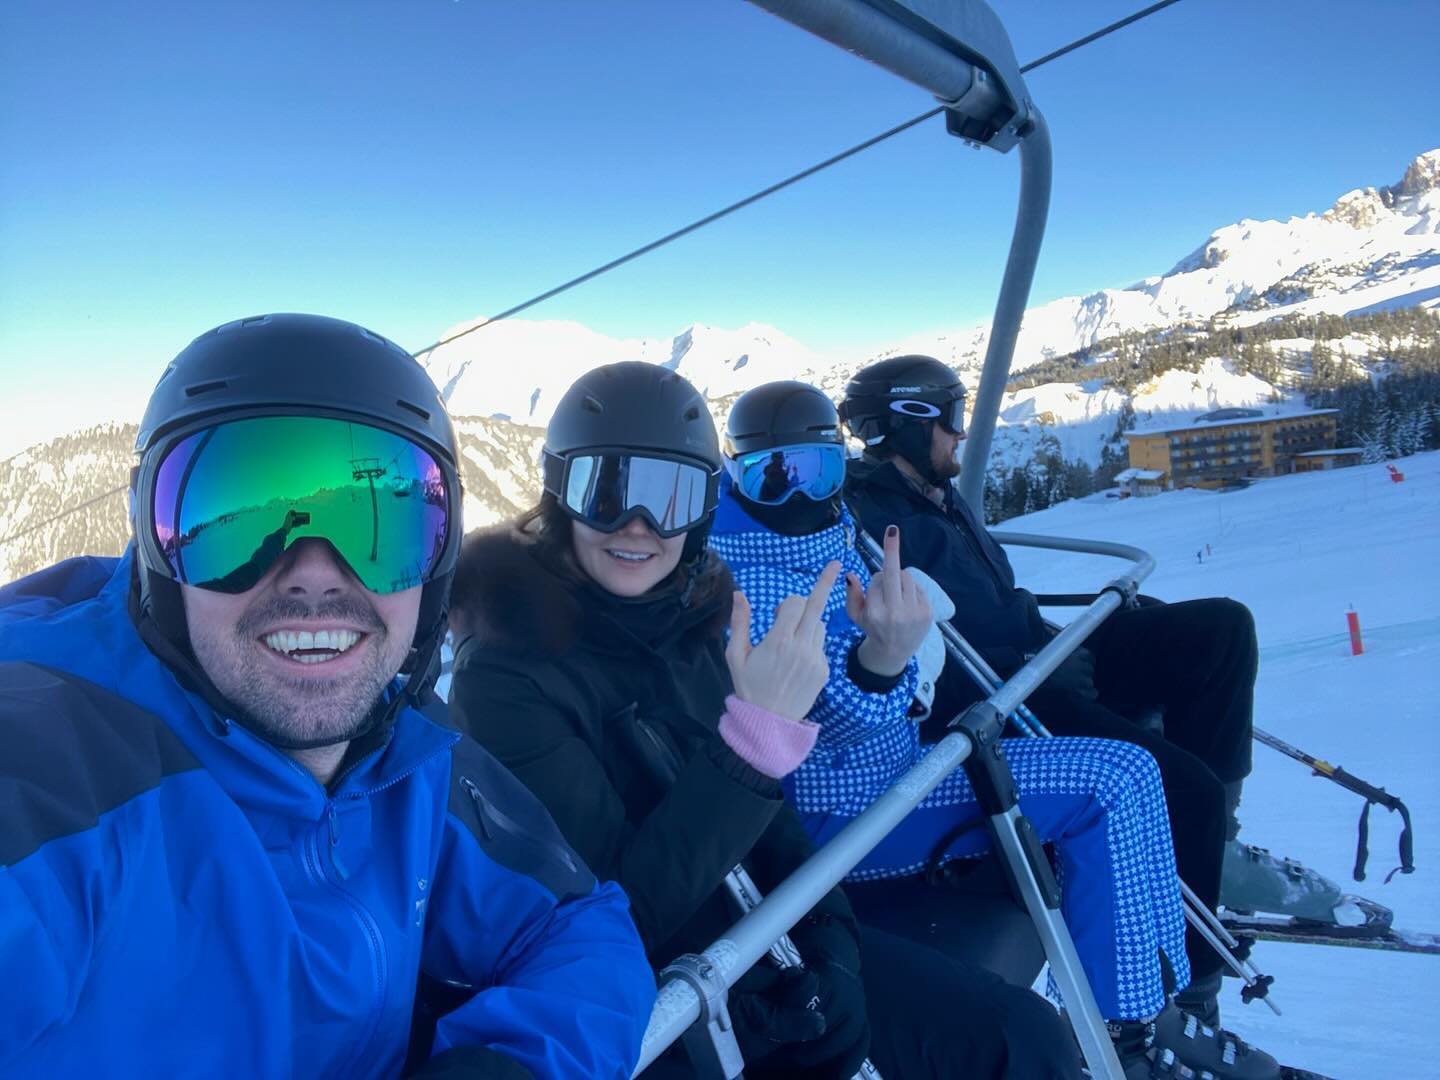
[{"xmin": 906, "ymin": 568, "xmax": 954, "ymax": 721}]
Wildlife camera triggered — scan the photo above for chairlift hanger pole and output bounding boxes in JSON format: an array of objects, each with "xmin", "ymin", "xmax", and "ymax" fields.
[
  {"xmin": 747, "ymin": 1, "xmax": 1050, "ymax": 519},
  {"xmin": 957, "ymin": 125, "xmax": 1050, "ymax": 513}
]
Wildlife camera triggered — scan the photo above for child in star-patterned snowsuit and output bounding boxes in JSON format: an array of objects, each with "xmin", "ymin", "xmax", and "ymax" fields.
[{"xmin": 710, "ymin": 485, "xmax": 1190, "ymax": 1022}]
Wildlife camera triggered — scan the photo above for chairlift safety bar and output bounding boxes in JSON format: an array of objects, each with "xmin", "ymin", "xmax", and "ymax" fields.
[
  {"xmin": 633, "ymin": 726, "xmax": 978, "ymax": 1075},
  {"xmin": 634, "ymin": 533, "xmax": 1156, "ymax": 1077}
]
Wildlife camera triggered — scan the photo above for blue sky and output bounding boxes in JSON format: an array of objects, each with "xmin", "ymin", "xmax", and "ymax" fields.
[{"xmin": 2, "ymin": 0, "xmax": 1437, "ymax": 456}]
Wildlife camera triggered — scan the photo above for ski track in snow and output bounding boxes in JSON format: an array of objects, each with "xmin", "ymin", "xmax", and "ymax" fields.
[{"xmin": 1007, "ymin": 450, "xmax": 1440, "ymax": 1079}]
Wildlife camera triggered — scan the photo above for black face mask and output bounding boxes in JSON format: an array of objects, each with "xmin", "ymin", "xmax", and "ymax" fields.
[{"xmin": 734, "ymin": 490, "xmax": 842, "ymax": 537}]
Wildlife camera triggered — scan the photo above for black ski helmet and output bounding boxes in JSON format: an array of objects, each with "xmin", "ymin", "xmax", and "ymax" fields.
[
  {"xmin": 724, "ymin": 380, "xmax": 844, "ymax": 458},
  {"xmin": 542, "ymin": 361, "xmax": 721, "ymax": 560},
  {"xmin": 839, "ymin": 355, "xmax": 966, "ymax": 483},
  {"xmin": 130, "ymin": 313, "xmax": 463, "ymax": 735}
]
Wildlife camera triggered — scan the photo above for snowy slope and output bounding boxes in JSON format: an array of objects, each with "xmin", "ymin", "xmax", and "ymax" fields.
[{"xmin": 1004, "ymin": 451, "xmax": 1440, "ymax": 1079}]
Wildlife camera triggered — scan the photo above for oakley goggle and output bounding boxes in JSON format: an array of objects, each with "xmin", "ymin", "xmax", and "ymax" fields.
[
  {"xmin": 725, "ymin": 443, "xmax": 847, "ymax": 506},
  {"xmin": 889, "ymin": 396, "xmax": 965, "ymax": 435},
  {"xmin": 544, "ymin": 450, "xmax": 718, "ymax": 538},
  {"xmin": 144, "ymin": 415, "xmax": 453, "ymax": 594}
]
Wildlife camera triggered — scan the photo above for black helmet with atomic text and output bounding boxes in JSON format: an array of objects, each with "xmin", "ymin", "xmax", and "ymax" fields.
[{"xmin": 838, "ymin": 355, "xmax": 966, "ymax": 446}]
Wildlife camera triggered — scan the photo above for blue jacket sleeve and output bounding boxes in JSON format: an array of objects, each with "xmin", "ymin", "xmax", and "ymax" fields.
[
  {"xmin": 730, "ymin": 563, "xmax": 918, "ymax": 751},
  {"xmin": 0, "ymin": 857, "xmax": 81, "ymax": 1063},
  {"xmin": 422, "ymin": 742, "xmax": 656, "ymax": 1080}
]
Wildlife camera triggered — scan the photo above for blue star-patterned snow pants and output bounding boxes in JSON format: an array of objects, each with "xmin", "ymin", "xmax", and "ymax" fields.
[{"xmin": 797, "ymin": 736, "xmax": 1189, "ymax": 1020}]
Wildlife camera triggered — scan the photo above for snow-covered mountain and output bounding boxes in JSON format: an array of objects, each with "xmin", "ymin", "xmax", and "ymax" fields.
[
  {"xmin": 424, "ymin": 319, "xmax": 827, "ymax": 430},
  {"xmin": 3, "ymin": 150, "xmax": 1436, "ymax": 584},
  {"xmin": 420, "ymin": 149, "xmax": 1440, "ymax": 428}
]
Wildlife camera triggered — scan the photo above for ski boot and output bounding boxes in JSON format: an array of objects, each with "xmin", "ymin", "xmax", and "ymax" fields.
[
  {"xmin": 1151, "ymin": 1001, "xmax": 1280, "ymax": 1080},
  {"xmin": 1107, "ymin": 1017, "xmax": 1199, "ymax": 1079},
  {"xmin": 1220, "ymin": 840, "xmax": 1392, "ymax": 933},
  {"xmin": 1173, "ymin": 971, "xmax": 1222, "ymax": 1028}
]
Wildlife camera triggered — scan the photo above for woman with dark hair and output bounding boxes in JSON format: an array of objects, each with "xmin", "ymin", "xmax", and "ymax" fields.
[
  {"xmin": 710, "ymin": 379, "xmax": 1286, "ymax": 1080},
  {"xmin": 446, "ymin": 362, "xmax": 1084, "ymax": 1079}
]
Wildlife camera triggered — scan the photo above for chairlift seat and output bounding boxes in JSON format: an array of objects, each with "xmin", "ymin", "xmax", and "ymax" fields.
[{"xmin": 842, "ymin": 854, "xmax": 1045, "ymax": 988}]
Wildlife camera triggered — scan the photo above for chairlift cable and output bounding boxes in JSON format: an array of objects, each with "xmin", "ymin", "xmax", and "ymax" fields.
[
  {"xmin": 410, "ymin": 107, "xmax": 942, "ymax": 359},
  {"xmin": 0, "ymin": 485, "xmax": 129, "ymax": 547},
  {"xmin": 1017, "ymin": 0, "xmax": 1184, "ymax": 73},
  {"xmin": 410, "ymin": 0, "xmax": 1188, "ymax": 360}
]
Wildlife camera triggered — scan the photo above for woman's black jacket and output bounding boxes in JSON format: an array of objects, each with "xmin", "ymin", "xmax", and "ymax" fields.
[{"xmin": 447, "ymin": 525, "xmax": 860, "ymax": 972}]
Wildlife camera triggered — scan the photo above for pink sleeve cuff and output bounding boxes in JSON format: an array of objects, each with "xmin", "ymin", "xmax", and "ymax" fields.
[{"xmin": 718, "ymin": 694, "xmax": 820, "ymax": 780}]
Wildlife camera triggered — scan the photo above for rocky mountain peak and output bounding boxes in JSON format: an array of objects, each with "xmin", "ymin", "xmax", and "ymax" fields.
[
  {"xmin": 1324, "ymin": 150, "xmax": 1440, "ymax": 229},
  {"xmin": 1394, "ymin": 149, "xmax": 1440, "ymax": 198},
  {"xmin": 1323, "ymin": 186, "xmax": 1390, "ymax": 229}
]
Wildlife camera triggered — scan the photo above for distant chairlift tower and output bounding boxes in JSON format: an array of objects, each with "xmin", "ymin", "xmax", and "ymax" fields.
[{"xmin": 350, "ymin": 457, "xmax": 387, "ymax": 562}]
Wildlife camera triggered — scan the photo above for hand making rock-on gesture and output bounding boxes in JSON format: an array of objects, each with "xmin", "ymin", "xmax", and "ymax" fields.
[
  {"xmin": 725, "ymin": 560, "xmax": 843, "ymax": 722},
  {"xmin": 847, "ymin": 525, "xmax": 933, "ymax": 677}
]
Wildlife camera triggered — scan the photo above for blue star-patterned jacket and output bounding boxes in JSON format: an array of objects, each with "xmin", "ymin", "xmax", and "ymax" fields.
[{"xmin": 709, "ymin": 483, "xmax": 922, "ymax": 818}]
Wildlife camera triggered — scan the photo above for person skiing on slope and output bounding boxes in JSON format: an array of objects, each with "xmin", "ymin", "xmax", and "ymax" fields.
[
  {"xmin": 839, "ymin": 355, "xmax": 1373, "ymax": 1003},
  {"xmin": 446, "ymin": 361, "xmax": 1086, "ymax": 1080},
  {"xmin": 0, "ymin": 314, "xmax": 655, "ymax": 1078},
  {"xmin": 710, "ymin": 379, "xmax": 1285, "ymax": 1080}
]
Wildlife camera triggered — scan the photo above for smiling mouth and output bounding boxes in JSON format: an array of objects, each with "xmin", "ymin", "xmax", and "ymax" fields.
[
  {"xmin": 261, "ymin": 628, "xmax": 366, "ymax": 664},
  {"xmin": 606, "ymin": 549, "xmax": 655, "ymax": 563}
]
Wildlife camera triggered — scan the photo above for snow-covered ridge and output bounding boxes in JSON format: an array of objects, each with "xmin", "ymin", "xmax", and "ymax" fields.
[
  {"xmin": 5, "ymin": 152, "xmax": 1437, "ymax": 583},
  {"xmin": 420, "ymin": 150, "xmax": 1440, "ymax": 437}
]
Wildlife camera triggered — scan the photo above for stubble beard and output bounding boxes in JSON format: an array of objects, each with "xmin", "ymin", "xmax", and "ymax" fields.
[{"xmin": 191, "ymin": 595, "xmax": 401, "ymax": 750}]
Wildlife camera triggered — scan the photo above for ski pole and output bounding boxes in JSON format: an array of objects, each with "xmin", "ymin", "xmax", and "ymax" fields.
[
  {"xmin": 1177, "ymin": 881, "xmax": 1279, "ymax": 1015},
  {"xmin": 621, "ymin": 714, "xmax": 882, "ymax": 1080},
  {"xmin": 1253, "ymin": 727, "xmax": 1415, "ymax": 883},
  {"xmin": 855, "ymin": 528, "xmax": 1280, "ymax": 1010}
]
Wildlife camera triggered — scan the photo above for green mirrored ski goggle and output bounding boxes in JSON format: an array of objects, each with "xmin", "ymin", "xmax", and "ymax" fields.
[{"xmin": 146, "ymin": 415, "xmax": 453, "ymax": 594}]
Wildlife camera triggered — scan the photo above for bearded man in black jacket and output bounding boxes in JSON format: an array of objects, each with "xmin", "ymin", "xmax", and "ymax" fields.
[{"xmin": 839, "ymin": 355, "xmax": 1283, "ymax": 1014}]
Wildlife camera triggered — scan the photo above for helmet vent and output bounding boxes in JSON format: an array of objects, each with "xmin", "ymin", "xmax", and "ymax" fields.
[
  {"xmin": 684, "ymin": 405, "xmax": 701, "ymax": 422},
  {"xmin": 581, "ymin": 394, "xmax": 604, "ymax": 414},
  {"xmin": 184, "ymin": 380, "xmax": 229, "ymax": 398},
  {"xmin": 396, "ymin": 398, "xmax": 432, "ymax": 422}
]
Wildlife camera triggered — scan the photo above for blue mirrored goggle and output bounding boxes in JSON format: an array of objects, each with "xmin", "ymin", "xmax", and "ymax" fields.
[{"xmin": 725, "ymin": 443, "xmax": 847, "ymax": 506}]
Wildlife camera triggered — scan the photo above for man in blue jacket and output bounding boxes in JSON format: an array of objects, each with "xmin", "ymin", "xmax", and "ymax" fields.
[{"xmin": 0, "ymin": 314, "xmax": 656, "ymax": 1078}]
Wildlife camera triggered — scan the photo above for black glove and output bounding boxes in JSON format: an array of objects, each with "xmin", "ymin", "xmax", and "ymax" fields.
[
  {"xmin": 730, "ymin": 963, "xmax": 828, "ymax": 1065},
  {"xmin": 732, "ymin": 958, "xmax": 871, "ymax": 1080},
  {"xmin": 786, "ymin": 955, "xmax": 870, "ymax": 1080},
  {"xmin": 1042, "ymin": 645, "xmax": 1098, "ymax": 702}
]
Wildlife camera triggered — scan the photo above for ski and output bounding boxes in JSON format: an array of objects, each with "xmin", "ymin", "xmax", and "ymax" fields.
[{"xmin": 1221, "ymin": 912, "xmax": 1440, "ymax": 955}]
